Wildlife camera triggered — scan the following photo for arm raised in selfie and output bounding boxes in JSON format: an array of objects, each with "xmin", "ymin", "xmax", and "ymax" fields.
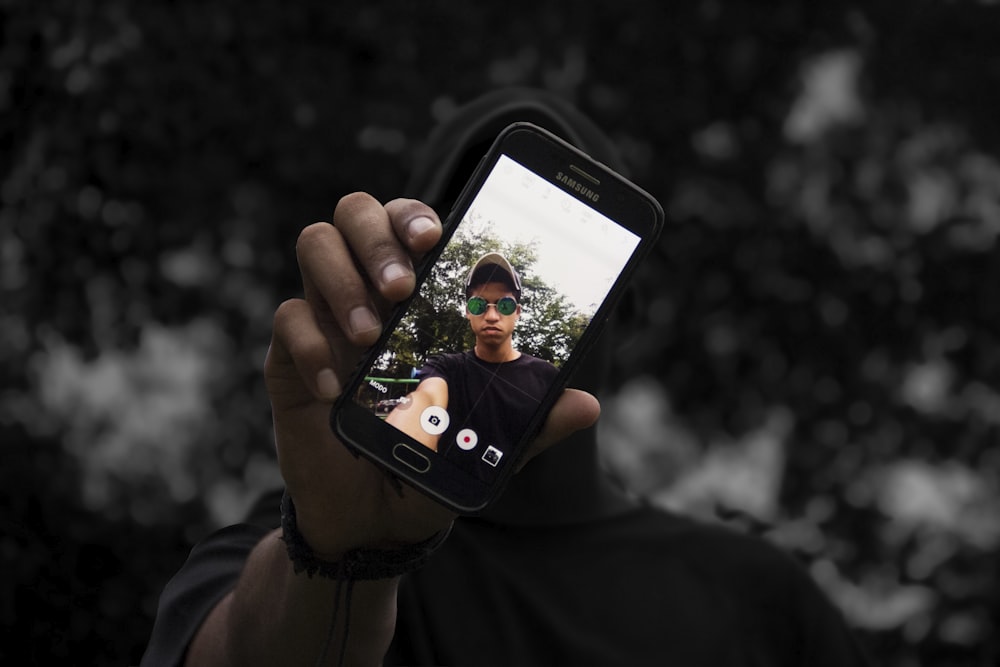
[{"xmin": 183, "ymin": 194, "xmax": 598, "ymax": 666}]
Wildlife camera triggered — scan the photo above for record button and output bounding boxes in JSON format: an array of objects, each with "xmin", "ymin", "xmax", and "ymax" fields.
[{"xmin": 456, "ymin": 429, "xmax": 478, "ymax": 451}]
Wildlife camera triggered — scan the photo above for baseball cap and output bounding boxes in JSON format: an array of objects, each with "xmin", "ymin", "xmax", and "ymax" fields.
[{"xmin": 465, "ymin": 252, "xmax": 522, "ymax": 299}]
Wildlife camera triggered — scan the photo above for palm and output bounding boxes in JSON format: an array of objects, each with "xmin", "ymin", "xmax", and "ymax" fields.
[{"xmin": 267, "ymin": 347, "xmax": 452, "ymax": 554}]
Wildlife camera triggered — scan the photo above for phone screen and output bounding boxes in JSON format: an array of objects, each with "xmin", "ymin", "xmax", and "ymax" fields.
[{"xmin": 348, "ymin": 152, "xmax": 641, "ymax": 486}]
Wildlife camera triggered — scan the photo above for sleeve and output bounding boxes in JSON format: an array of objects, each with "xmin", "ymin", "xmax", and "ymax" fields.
[
  {"xmin": 139, "ymin": 492, "xmax": 281, "ymax": 667},
  {"xmin": 417, "ymin": 354, "xmax": 451, "ymax": 383}
]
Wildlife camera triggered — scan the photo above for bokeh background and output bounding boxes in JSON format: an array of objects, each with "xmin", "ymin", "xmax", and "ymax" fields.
[{"xmin": 3, "ymin": 1, "xmax": 999, "ymax": 664}]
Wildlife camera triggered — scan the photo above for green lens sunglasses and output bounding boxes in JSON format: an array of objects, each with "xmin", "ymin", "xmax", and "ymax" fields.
[{"xmin": 467, "ymin": 296, "xmax": 518, "ymax": 316}]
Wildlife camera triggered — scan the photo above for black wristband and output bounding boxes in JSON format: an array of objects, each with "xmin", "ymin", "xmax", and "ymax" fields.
[{"xmin": 279, "ymin": 492, "xmax": 451, "ymax": 581}]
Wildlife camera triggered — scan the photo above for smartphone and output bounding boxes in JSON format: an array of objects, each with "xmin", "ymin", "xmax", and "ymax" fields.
[{"xmin": 332, "ymin": 122, "xmax": 663, "ymax": 512}]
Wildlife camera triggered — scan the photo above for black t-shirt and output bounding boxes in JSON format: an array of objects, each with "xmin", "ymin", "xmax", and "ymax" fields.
[
  {"xmin": 140, "ymin": 488, "xmax": 871, "ymax": 667},
  {"xmin": 419, "ymin": 351, "xmax": 558, "ymax": 481}
]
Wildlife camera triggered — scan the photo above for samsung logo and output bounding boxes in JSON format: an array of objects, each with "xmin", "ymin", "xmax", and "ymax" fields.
[{"xmin": 556, "ymin": 172, "xmax": 600, "ymax": 202}]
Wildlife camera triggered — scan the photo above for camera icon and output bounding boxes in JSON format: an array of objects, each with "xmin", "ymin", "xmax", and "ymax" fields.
[{"xmin": 419, "ymin": 406, "xmax": 449, "ymax": 435}]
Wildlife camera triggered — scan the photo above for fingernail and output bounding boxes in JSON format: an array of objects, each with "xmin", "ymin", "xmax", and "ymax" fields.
[
  {"xmin": 316, "ymin": 368, "xmax": 341, "ymax": 400},
  {"xmin": 381, "ymin": 261, "xmax": 410, "ymax": 286},
  {"xmin": 406, "ymin": 216, "xmax": 435, "ymax": 240},
  {"xmin": 349, "ymin": 306, "xmax": 380, "ymax": 337}
]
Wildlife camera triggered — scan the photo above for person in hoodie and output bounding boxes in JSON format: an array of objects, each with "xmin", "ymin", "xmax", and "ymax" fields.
[{"xmin": 141, "ymin": 89, "xmax": 871, "ymax": 667}]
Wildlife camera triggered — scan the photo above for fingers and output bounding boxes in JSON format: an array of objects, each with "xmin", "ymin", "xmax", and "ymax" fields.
[
  {"xmin": 332, "ymin": 193, "xmax": 413, "ymax": 303},
  {"xmin": 297, "ymin": 222, "xmax": 382, "ymax": 348},
  {"xmin": 384, "ymin": 197, "xmax": 443, "ymax": 255},
  {"xmin": 333, "ymin": 194, "xmax": 443, "ymax": 300},
  {"xmin": 296, "ymin": 194, "xmax": 443, "ymax": 349},
  {"xmin": 266, "ymin": 298, "xmax": 342, "ymax": 407},
  {"xmin": 520, "ymin": 389, "xmax": 601, "ymax": 468}
]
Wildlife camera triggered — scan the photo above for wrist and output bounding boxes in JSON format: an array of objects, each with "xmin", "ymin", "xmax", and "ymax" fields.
[
  {"xmin": 279, "ymin": 492, "xmax": 451, "ymax": 581},
  {"xmin": 287, "ymin": 500, "xmax": 352, "ymax": 560}
]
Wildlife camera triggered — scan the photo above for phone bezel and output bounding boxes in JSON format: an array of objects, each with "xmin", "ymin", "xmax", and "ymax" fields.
[{"xmin": 332, "ymin": 122, "xmax": 663, "ymax": 513}]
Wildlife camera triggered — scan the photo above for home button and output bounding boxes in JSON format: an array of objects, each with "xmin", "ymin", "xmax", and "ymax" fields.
[{"xmin": 393, "ymin": 443, "xmax": 431, "ymax": 473}]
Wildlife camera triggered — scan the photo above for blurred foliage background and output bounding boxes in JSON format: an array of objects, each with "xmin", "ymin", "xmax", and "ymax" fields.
[{"xmin": 3, "ymin": 0, "xmax": 999, "ymax": 664}]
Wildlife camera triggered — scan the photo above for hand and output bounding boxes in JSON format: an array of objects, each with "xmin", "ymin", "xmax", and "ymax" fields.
[{"xmin": 265, "ymin": 193, "xmax": 600, "ymax": 557}]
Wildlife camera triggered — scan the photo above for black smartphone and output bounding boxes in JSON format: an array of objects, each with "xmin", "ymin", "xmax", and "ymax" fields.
[{"xmin": 332, "ymin": 122, "xmax": 663, "ymax": 512}]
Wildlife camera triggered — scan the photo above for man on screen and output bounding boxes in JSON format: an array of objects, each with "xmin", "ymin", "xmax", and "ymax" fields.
[{"xmin": 387, "ymin": 253, "xmax": 558, "ymax": 472}]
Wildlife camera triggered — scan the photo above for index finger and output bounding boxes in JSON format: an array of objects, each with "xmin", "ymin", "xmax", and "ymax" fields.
[{"xmin": 384, "ymin": 198, "xmax": 444, "ymax": 256}]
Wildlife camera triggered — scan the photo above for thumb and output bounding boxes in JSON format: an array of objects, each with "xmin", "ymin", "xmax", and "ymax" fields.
[{"xmin": 521, "ymin": 389, "xmax": 601, "ymax": 466}]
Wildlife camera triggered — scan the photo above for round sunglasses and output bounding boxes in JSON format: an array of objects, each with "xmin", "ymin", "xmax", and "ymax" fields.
[{"xmin": 467, "ymin": 296, "xmax": 518, "ymax": 316}]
